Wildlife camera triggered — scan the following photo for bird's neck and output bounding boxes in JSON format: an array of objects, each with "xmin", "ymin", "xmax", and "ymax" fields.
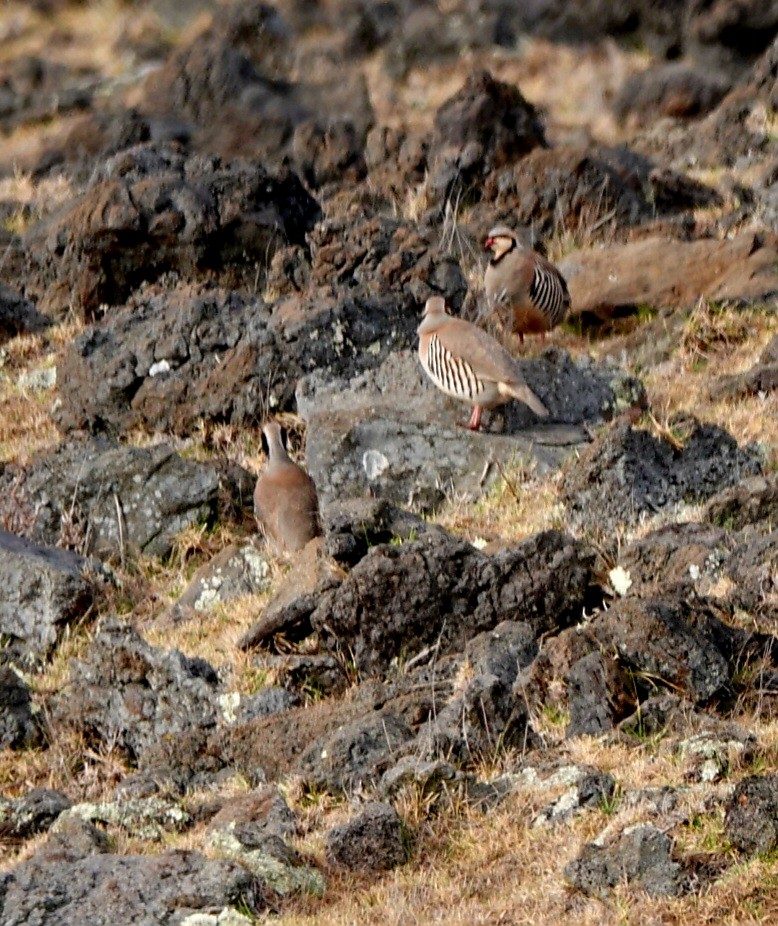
[{"xmin": 490, "ymin": 239, "xmax": 516, "ymax": 266}]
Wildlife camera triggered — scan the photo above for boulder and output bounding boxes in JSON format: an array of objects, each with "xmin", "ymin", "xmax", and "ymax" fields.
[
  {"xmin": 564, "ymin": 232, "xmax": 778, "ymax": 320},
  {"xmin": 325, "ymin": 802, "xmax": 407, "ymax": 870},
  {"xmin": 0, "ymin": 439, "xmax": 222, "ymax": 559},
  {"xmin": 703, "ymin": 472, "xmax": 778, "ymax": 533},
  {"xmin": 564, "ymin": 824, "xmax": 689, "ymax": 898},
  {"xmin": 0, "ymin": 789, "xmax": 71, "ymax": 840},
  {"xmin": 562, "ymin": 419, "xmax": 762, "ymax": 535},
  {"xmin": 0, "ymin": 850, "xmax": 261, "ymax": 926},
  {"xmin": 0, "ymin": 667, "xmax": 41, "ymax": 749},
  {"xmin": 0, "ymin": 284, "xmax": 49, "ymax": 344},
  {"xmin": 299, "ymin": 349, "xmax": 642, "ymax": 511},
  {"xmin": 171, "ymin": 544, "xmax": 272, "ymax": 621},
  {"xmin": 614, "ymin": 63, "xmax": 731, "ymax": 125},
  {"xmin": 426, "ymin": 69, "xmax": 547, "ymax": 205},
  {"xmin": 725, "ymin": 774, "xmax": 778, "ymax": 855},
  {"xmin": 56, "ymin": 621, "xmax": 220, "ymax": 763},
  {"xmin": 22, "ymin": 145, "xmax": 321, "ymax": 319},
  {"xmin": 312, "ymin": 529, "xmax": 596, "ymax": 675},
  {"xmin": 0, "ymin": 531, "xmax": 93, "ymax": 663}
]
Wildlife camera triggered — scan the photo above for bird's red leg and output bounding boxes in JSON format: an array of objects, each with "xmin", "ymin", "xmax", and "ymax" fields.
[{"xmin": 466, "ymin": 405, "xmax": 483, "ymax": 431}]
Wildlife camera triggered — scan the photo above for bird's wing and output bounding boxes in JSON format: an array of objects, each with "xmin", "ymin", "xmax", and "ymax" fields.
[{"xmin": 435, "ymin": 317, "xmax": 525, "ymax": 386}]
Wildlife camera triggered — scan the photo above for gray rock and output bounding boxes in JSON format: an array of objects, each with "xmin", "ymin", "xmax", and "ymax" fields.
[
  {"xmin": 56, "ymin": 620, "xmax": 220, "ymax": 763},
  {"xmin": 0, "ymin": 439, "xmax": 221, "ymax": 559},
  {"xmin": 0, "ymin": 850, "xmax": 260, "ymax": 925},
  {"xmin": 296, "ymin": 711, "xmax": 414, "ymax": 792},
  {"xmin": 0, "ymin": 531, "xmax": 93, "ymax": 664},
  {"xmin": 0, "ymin": 283, "xmax": 50, "ymax": 344},
  {"xmin": 0, "ymin": 789, "xmax": 71, "ymax": 840},
  {"xmin": 312, "ymin": 529, "xmax": 595, "ymax": 675},
  {"xmin": 299, "ymin": 348, "xmax": 641, "ymax": 512},
  {"xmin": 172, "ymin": 544, "xmax": 272, "ymax": 618},
  {"xmin": 234, "ymin": 687, "xmax": 300, "ymax": 724},
  {"xmin": 725, "ymin": 774, "xmax": 778, "ymax": 855},
  {"xmin": 533, "ymin": 767, "xmax": 616, "ymax": 826},
  {"xmin": 325, "ymin": 802, "xmax": 407, "ymax": 870},
  {"xmin": 704, "ymin": 473, "xmax": 778, "ymax": 533},
  {"xmin": 41, "ymin": 813, "xmax": 112, "ymax": 862},
  {"xmin": 60, "ymin": 798, "xmax": 191, "ymax": 842},
  {"xmin": 589, "ymin": 596, "xmax": 732, "ymax": 704},
  {"xmin": 563, "ymin": 419, "xmax": 762, "ymax": 535},
  {"xmin": 23, "ymin": 144, "xmax": 321, "ymax": 320},
  {"xmin": 207, "ymin": 786, "xmax": 297, "ymax": 846},
  {"xmin": 0, "ymin": 667, "xmax": 41, "ymax": 749},
  {"xmin": 380, "ymin": 757, "xmax": 464, "ymax": 799},
  {"xmin": 322, "ymin": 497, "xmax": 446, "ymax": 567},
  {"xmin": 564, "ymin": 824, "xmax": 687, "ymax": 898}
]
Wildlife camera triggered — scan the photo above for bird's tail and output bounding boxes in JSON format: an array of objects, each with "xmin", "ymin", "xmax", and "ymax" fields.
[{"xmin": 509, "ymin": 383, "xmax": 548, "ymax": 417}]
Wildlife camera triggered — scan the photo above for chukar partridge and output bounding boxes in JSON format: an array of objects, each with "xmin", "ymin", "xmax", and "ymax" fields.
[
  {"xmin": 254, "ymin": 421, "xmax": 321, "ymax": 552},
  {"xmin": 484, "ymin": 225, "xmax": 570, "ymax": 343},
  {"xmin": 417, "ymin": 296, "xmax": 548, "ymax": 431}
]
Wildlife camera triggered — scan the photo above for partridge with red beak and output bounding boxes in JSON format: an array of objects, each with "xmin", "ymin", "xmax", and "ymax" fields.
[
  {"xmin": 417, "ymin": 296, "xmax": 548, "ymax": 431},
  {"xmin": 484, "ymin": 225, "xmax": 570, "ymax": 343},
  {"xmin": 254, "ymin": 421, "xmax": 321, "ymax": 552}
]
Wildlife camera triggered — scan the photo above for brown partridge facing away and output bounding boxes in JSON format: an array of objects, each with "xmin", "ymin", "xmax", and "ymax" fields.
[
  {"xmin": 417, "ymin": 296, "xmax": 548, "ymax": 431},
  {"xmin": 484, "ymin": 225, "xmax": 570, "ymax": 343},
  {"xmin": 254, "ymin": 421, "xmax": 321, "ymax": 552}
]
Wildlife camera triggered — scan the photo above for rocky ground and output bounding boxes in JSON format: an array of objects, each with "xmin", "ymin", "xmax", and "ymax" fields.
[{"xmin": 0, "ymin": 1, "xmax": 777, "ymax": 924}]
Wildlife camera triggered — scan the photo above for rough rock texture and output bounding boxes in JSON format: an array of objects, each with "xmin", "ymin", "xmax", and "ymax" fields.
[
  {"xmin": 0, "ymin": 531, "xmax": 93, "ymax": 664},
  {"xmin": 710, "ymin": 333, "xmax": 778, "ymax": 399},
  {"xmin": 325, "ymin": 802, "xmax": 407, "ymax": 870},
  {"xmin": 299, "ymin": 348, "xmax": 643, "ymax": 511},
  {"xmin": 614, "ymin": 63, "xmax": 731, "ymax": 125},
  {"xmin": 0, "ymin": 667, "xmax": 41, "ymax": 749},
  {"xmin": 426, "ymin": 69, "xmax": 547, "ymax": 204},
  {"xmin": 296, "ymin": 712, "xmax": 415, "ymax": 792},
  {"xmin": 0, "ymin": 789, "xmax": 72, "ymax": 841},
  {"xmin": 0, "ymin": 283, "xmax": 50, "ymax": 344},
  {"xmin": 562, "ymin": 420, "xmax": 762, "ymax": 534},
  {"xmin": 56, "ymin": 621, "xmax": 221, "ymax": 763},
  {"xmin": 312, "ymin": 529, "xmax": 596, "ymax": 675},
  {"xmin": 479, "ymin": 146, "xmax": 652, "ymax": 241},
  {"xmin": 0, "ymin": 850, "xmax": 261, "ymax": 926},
  {"xmin": 22, "ymin": 145, "xmax": 321, "ymax": 319},
  {"xmin": 171, "ymin": 543, "xmax": 272, "ymax": 620},
  {"xmin": 725, "ymin": 774, "xmax": 778, "ymax": 855},
  {"xmin": 565, "ymin": 824, "xmax": 688, "ymax": 898},
  {"xmin": 0, "ymin": 439, "xmax": 222, "ymax": 559},
  {"xmin": 207, "ymin": 786, "xmax": 298, "ymax": 845}
]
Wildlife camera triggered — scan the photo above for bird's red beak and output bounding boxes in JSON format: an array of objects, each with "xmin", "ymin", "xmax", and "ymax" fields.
[{"xmin": 484, "ymin": 236, "xmax": 493, "ymax": 251}]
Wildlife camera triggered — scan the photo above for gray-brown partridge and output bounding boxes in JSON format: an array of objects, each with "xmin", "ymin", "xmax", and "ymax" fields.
[
  {"xmin": 254, "ymin": 421, "xmax": 321, "ymax": 552},
  {"xmin": 417, "ymin": 296, "xmax": 548, "ymax": 431},
  {"xmin": 484, "ymin": 225, "xmax": 570, "ymax": 343}
]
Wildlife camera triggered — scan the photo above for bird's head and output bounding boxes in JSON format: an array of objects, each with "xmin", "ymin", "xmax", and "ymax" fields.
[{"xmin": 484, "ymin": 225, "xmax": 520, "ymax": 262}]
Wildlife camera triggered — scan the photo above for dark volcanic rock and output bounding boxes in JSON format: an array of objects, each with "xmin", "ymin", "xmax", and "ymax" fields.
[
  {"xmin": 0, "ymin": 439, "xmax": 221, "ymax": 559},
  {"xmin": 296, "ymin": 711, "xmax": 414, "ymax": 792},
  {"xmin": 614, "ymin": 63, "xmax": 731, "ymax": 125},
  {"xmin": 292, "ymin": 118, "xmax": 366, "ymax": 189},
  {"xmin": 725, "ymin": 774, "xmax": 778, "ymax": 855},
  {"xmin": 562, "ymin": 420, "xmax": 762, "ymax": 535},
  {"xmin": 0, "ymin": 849, "xmax": 260, "ymax": 926},
  {"xmin": 0, "ymin": 55, "xmax": 94, "ymax": 134},
  {"xmin": 323, "ymin": 497, "xmax": 447, "ymax": 567},
  {"xmin": 56, "ymin": 621, "xmax": 220, "ymax": 763},
  {"xmin": 325, "ymin": 802, "xmax": 407, "ymax": 870},
  {"xmin": 207, "ymin": 785, "xmax": 298, "ymax": 845},
  {"xmin": 0, "ymin": 284, "xmax": 50, "ymax": 344},
  {"xmin": 710, "ymin": 345, "xmax": 778, "ymax": 400},
  {"xmin": 312, "ymin": 529, "xmax": 596, "ymax": 675},
  {"xmin": 704, "ymin": 473, "xmax": 778, "ymax": 533},
  {"xmin": 589, "ymin": 596, "xmax": 734, "ymax": 704},
  {"xmin": 565, "ymin": 824, "xmax": 688, "ymax": 898},
  {"xmin": 0, "ymin": 668, "xmax": 41, "ymax": 749},
  {"xmin": 0, "ymin": 789, "xmax": 71, "ymax": 840},
  {"xmin": 0, "ymin": 531, "xmax": 93, "ymax": 664},
  {"xmin": 22, "ymin": 145, "xmax": 320, "ymax": 320},
  {"xmin": 479, "ymin": 146, "xmax": 652, "ymax": 242},
  {"xmin": 427, "ymin": 69, "xmax": 547, "ymax": 205}
]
